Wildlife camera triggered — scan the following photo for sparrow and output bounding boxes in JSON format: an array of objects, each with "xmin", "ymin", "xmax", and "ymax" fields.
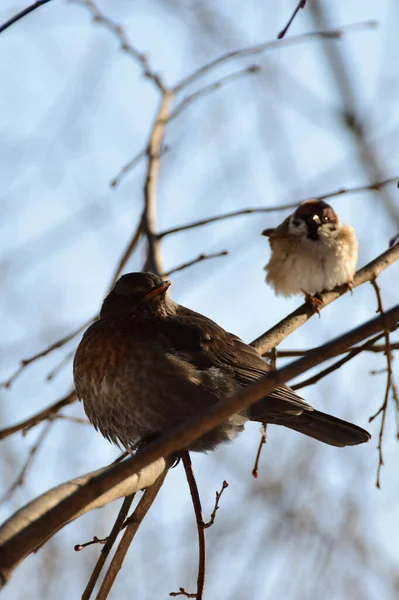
[
  {"xmin": 73, "ymin": 272, "xmax": 370, "ymax": 453},
  {"xmin": 262, "ymin": 200, "xmax": 358, "ymax": 311}
]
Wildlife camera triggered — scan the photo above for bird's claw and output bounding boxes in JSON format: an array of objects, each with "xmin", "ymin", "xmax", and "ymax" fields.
[{"xmin": 305, "ymin": 293, "xmax": 323, "ymax": 315}]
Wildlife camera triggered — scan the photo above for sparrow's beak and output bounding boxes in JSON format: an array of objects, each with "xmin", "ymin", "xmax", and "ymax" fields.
[
  {"xmin": 312, "ymin": 214, "xmax": 322, "ymax": 225},
  {"xmin": 262, "ymin": 228, "xmax": 275, "ymax": 237},
  {"xmin": 145, "ymin": 280, "xmax": 171, "ymax": 301}
]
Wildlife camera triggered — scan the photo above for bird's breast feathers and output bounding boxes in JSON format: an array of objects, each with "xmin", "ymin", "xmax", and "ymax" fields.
[{"xmin": 265, "ymin": 224, "xmax": 358, "ymax": 296}]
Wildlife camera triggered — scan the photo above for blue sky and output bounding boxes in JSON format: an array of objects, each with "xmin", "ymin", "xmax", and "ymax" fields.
[{"xmin": 0, "ymin": 1, "xmax": 398, "ymax": 598}]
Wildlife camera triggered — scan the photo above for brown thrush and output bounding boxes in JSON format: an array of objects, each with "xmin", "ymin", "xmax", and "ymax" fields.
[{"xmin": 73, "ymin": 272, "xmax": 370, "ymax": 452}]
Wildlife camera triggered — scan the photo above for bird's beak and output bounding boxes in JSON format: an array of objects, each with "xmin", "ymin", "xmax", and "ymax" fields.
[
  {"xmin": 144, "ymin": 280, "xmax": 171, "ymax": 301},
  {"xmin": 262, "ymin": 228, "xmax": 275, "ymax": 237},
  {"xmin": 312, "ymin": 214, "xmax": 322, "ymax": 225}
]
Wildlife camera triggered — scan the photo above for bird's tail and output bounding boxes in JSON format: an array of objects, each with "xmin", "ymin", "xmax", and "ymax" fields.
[{"xmin": 267, "ymin": 409, "xmax": 370, "ymax": 448}]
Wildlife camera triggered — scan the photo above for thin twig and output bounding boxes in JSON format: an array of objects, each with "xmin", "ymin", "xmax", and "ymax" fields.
[
  {"xmin": 75, "ymin": 536, "xmax": 107, "ymax": 552},
  {"xmin": 204, "ymin": 481, "xmax": 229, "ymax": 529},
  {"xmin": 0, "ymin": 421, "xmax": 53, "ymax": 504},
  {"xmin": 170, "ymin": 589, "xmax": 197, "ymax": 598},
  {"xmin": 106, "ymin": 215, "xmax": 144, "ymax": 293},
  {"xmin": 45, "ymin": 349, "xmax": 75, "ymax": 381},
  {"xmin": 292, "ymin": 331, "xmax": 388, "ymax": 391},
  {"xmin": 278, "ymin": 0, "xmax": 307, "ymax": 39},
  {"xmin": 175, "ymin": 20, "xmax": 377, "ymax": 91},
  {"xmin": 252, "ymin": 425, "xmax": 267, "ymax": 479},
  {"xmin": 181, "ymin": 451, "xmax": 206, "ymax": 600},
  {"xmin": 72, "ymin": 0, "xmax": 165, "ymax": 92},
  {"xmin": 0, "ymin": 319, "xmax": 92, "ymax": 389},
  {"xmin": 110, "ymin": 144, "xmax": 169, "ymax": 190},
  {"xmin": 110, "ymin": 149, "xmax": 147, "ymax": 188},
  {"xmin": 169, "ymin": 65, "xmax": 260, "ymax": 121},
  {"xmin": 157, "ymin": 176, "xmax": 398, "ymax": 239},
  {"xmin": 369, "ymin": 279, "xmax": 397, "ymax": 488},
  {"xmin": 0, "ymin": 0, "xmax": 53, "ymax": 35},
  {"xmin": 163, "ymin": 251, "xmax": 228, "ymax": 278},
  {"xmin": 52, "ymin": 414, "xmax": 90, "ymax": 426},
  {"xmin": 81, "ymin": 495, "xmax": 135, "ymax": 600},
  {"xmin": 96, "ymin": 470, "xmax": 168, "ymax": 600},
  {"xmin": 0, "ymin": 390, "xmax": 77, "ymax": 441}
]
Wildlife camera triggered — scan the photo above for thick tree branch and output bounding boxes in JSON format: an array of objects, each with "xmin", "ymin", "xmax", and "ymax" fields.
[
  {"xmin": 1, "ymin": 304, "xmax": 398, "ymax": 584},
  {"xmin": 263, "ymin": 342, "xmax": 399, "ymax": 358}
]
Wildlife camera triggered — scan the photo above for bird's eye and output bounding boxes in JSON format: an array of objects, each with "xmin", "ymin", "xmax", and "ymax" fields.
[
  {"xmin": 323, "ymin": 216, "xmax": 330, "ymax": 222},
  {"xmin": 293, "ymin": 219, "xmax": 301, "ymax": 227}
]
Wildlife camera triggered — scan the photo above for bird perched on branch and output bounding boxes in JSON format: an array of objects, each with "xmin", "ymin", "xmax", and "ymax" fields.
[
  {"xmin": 73, "ymin": 272, "xmax": 370, "ymax": 453},
  {"xmin": 262, "ymin": 199, "xmax": 358, "ymax": 311}
]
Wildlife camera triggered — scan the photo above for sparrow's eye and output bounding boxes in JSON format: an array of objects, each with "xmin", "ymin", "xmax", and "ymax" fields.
[
  {"xmin": 323, "ymin": 216, "xmax": 330, "ymax": 222},
  {"xmin": 293, "ymin": 219, "xmax": 301, "ymax": 227}
]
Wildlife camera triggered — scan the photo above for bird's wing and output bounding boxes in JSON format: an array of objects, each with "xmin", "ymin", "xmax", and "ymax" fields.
[{"xmin": 159, "ymin": 306, "xmax": 311, "ymax": 412}]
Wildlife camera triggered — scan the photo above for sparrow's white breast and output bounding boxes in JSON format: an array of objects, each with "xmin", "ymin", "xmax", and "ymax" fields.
[{"xmin": 266, "ymin": 225, "xmax": 358, "ymax": 296}]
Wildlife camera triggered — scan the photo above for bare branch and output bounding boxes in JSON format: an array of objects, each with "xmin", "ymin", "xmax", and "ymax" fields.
[
  {"xmin": 52, "ymin": 414, "xmax": 90, "ymax": 426},
  {"xmin": 72, "ymin": 0, "xmax": 166, "ymax": 92},
  {"xmin": 252, "ymin": 425, "xmax": 267, "ymax": 479},
  {"xmin": 106, "ymin": 215, "xmax": 144, "ymax": 293},
  {"xmin": 142, "ymin": 92, "xmax": 174, "ymax": 275},
  {"xmin": 1, "ymin": 304, "xmax": 398, "ymax": 583},
  {"xmin": 75, "ymin": 535, "xmax": 107, "ymax": 552},
  {"xmin": 81, "ymin": 495, "xmax": 135, "ymax": 600},
  {"xmin": 369, "ymin": 279, "xmax": 398, "ymax": 488},
  {"xmin": 263, "ymin": 342, "xmax": 399, "ymax": 358},
  {"xmin": 110, "ymin": 149, "xmax": 147, "ymax": 188},
  {"xmin": 96, "ymin": 469, "xmax": 168, "ymax": 600},
  {"xmin": 163, "ymin": 251, "xmax": 228, "ymax": 278},
  {"xmin": 157, "ymin": 177, "xmax": 398, "ymax": 238},
  {"xmin": 175, "ymin": 20, "xmax": 377, "ymax": 92},
  {"xmin": 169, "ymin": 65, "xmax": 260, "ymax": 122},
  {"xmin": 0, "ymin": 422, "xmax": 53, "ymax": 504},
  {"xmin": 45, "ymin": 350, "xmax": 75, "ymax": 382},
  {"xmin": 278, "ymin": 0, "xmax": 307, "ymax": 39},
  {"xmin": 170, "ymin": 589, "xmax": 197, "ymax": 598},
  {"xmin": 203, "ymin": 481, "xmax": 229, "ymax": 529},
  {"xmin": 0, "ymin": 0, "xmax": 53, "ymax": 35},
  {"xmin": 292, "ymin": 331, "xmax": 387, "ymax": 391},
  {"xmin": 181, "ymin": 451, "xmax": 206, "ymax": 600},
  {"xmin": 0, "ymin": 391, "xmax": 77, "ymax": 441},
  {"xmin": 1, "ymin": 319, "xmax": 92, "ymax": 389},
  {"xmin": 253, "ymin": 243, "xmax": 399, "ymax": 355}
]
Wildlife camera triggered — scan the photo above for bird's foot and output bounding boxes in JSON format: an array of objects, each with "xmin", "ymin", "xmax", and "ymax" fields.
[
  {"xmin": 347, "ymin": 280, "xmax": 354, "ymax": 295},
  {"xmin": 304, "ymin": 293, "xmax": 323, "ymax": 315}
]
